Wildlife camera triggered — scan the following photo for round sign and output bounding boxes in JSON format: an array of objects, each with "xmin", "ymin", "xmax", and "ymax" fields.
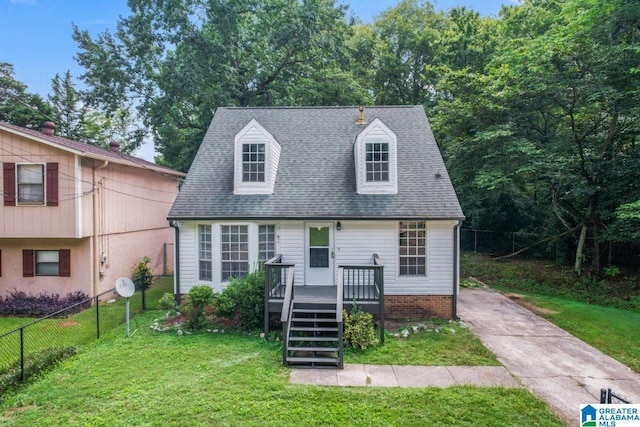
[{"xmin": 115, "ymin": 277, "xmax": 135, "ymax": 298}]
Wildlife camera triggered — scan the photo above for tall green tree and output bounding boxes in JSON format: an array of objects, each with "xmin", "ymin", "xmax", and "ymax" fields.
[
  {"xmin": 434, "ymin": 0, "xmax": 640, "ymax": 274},
  {"xmin": 73, "ymin": 0, "xmax": 361, "ymax": 171},
  {"xmin": 0, "ymin": 62, "xmax": 53, "ymax": 129}
]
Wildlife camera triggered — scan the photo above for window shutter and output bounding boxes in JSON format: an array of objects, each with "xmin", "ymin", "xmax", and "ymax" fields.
[
  {"xmin": 3, "ymin": 163, "xmax": 16, "ymax": 206},
  {"xmin": 23, "ymin": 250, "xmax": 34, "ymax": 277},
  {"xmin": 59, "ymin": 249, "xmax": 71, "ymax": 277},
  {"xmin": 46, "ymin": 163, "xmax": 59, "ymax": 206}
]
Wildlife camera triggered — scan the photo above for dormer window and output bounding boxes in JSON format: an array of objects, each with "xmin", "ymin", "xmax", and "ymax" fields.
[
  {"xmin": 234, "ymin": 119, "xmax": 281, "ymax": 195},
  {"xmin": 355, "ymin": 118, "xmax": 397, "ymax": 194},
  {"xmin": 366, "ymin": 143, "xmax": 389, "ymax": 182},
  {"xmin": 242, "ymin": 143, "xmax": 265, "ymax": 182}
]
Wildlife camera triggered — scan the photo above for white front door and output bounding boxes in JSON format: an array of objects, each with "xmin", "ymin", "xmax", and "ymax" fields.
[{"xmin": 305, "ymin": 223, "xmax": 334, "ymax": 285}]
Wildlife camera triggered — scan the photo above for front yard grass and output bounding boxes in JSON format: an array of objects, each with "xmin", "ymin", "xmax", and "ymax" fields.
[
  {"xmin": 346, "ymin": 321, "xmax": 499, "ymax": 366},
  {"xmin": 0, "ymin": 310, "xmax": 562, "ymax": 427}
]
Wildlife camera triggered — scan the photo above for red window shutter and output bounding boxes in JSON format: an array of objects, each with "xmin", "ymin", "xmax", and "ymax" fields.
[
  {"xmin": 3, "ymin": 163, "xmax": 16, "ymax": 206},
  {"xmin": 46, "ymin": 163, "xmax": 59, "ymax": 206},
  {"xmin": 59, "ymin": 249, "xmax": 71, "ymax": 277},
  {"xmin": 23, "ymin": 250, "xmax": 34, "ymax": 277}
]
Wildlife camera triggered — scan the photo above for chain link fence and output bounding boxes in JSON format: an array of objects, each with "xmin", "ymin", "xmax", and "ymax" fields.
[
  {"xmin": 460, "ymin": 228, "xmax": 640, "ymax": 269},
  {"xmin": 0, "ymin": 276, "xmax": 172, "ymax": 384}
]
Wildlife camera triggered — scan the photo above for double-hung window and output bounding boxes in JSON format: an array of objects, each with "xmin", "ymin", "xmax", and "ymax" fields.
[
  {"xmin": 365, "ymin": 143, "xmax": 389, "ymax": 182},
  {"xmin": 18, "ymin": 164, "xmax": 45, "ymax": 205},
  {"xmin": 198, "ymin": 225, "xmax": 212, "ymax": 281},
  {"xmin": 399, "ymin": 221, "xmax": 426, "ymax": 276},
  {"xmin": 242, "ymin": 143, "xmax": 265, "ymax": 182},
  {"xmin": 22, "ymin": 249, "xmax": 70, "ymax": 277},
  {"xmin": 221, "ymin": 225, "xmax": 249, "ymax": 280},
  {"xmin": 258, "ymin": 225, "xmax": 275, "ymax": 262}
]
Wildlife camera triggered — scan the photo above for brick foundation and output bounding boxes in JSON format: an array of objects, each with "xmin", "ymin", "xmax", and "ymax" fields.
[{"xmin": 385, "ymin": 295, "xmax": 454, "ymax": 320}]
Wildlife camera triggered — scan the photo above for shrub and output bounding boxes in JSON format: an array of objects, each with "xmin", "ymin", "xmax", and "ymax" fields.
[
  {"xmin": 159, "ymin": 292, "xmax": 177, "ymax": 311},
  {"xmin": 0, "ymin": 346, "xmax": 76, "ymax": 397},
  {"xmin": 343, "ymin": 303, "xmax": 377, "ymax": 351},
  {"xmin": 132, "ymin": 256, "xmax": 153, "ymax": 290},
  {"xmin": 216, "ymin": 271, "xmax": 265, "ymax": 331},
  {"xmin": 0, "ymin": 289, "xmax": 90, "ymax": 316},
  {"xmin": 184, "ymin": 286, "xmax": 214, "ymax": 330}
]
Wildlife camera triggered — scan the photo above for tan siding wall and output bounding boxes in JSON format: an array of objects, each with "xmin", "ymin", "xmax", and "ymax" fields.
[
  {"xmin": 95, "ymin": 227, "xmax": 174, "ymax": 295},
  {"xmin": 0, "ymin": 238, "xmax": 91, "ymax": 296},
  {"xmin": 0, "ymin": 132, "xmax": 78, "ymax": 238}
]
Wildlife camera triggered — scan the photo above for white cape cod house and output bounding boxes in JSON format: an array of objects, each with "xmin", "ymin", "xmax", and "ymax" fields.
[{"xmin": 168, "ymin": 106, "xmax": 464, "ymax": 368}]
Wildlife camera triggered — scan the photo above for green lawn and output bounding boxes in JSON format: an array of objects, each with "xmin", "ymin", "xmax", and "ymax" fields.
[
  {"xmin": 346, "ymin": 322, "xmax": 499, "ymax": 366},
  {"xmin": 0, "ymin": 310, "xmax": 562, "ymax": 427},
  {"xmin": 0, "ymin": 318, "xmax": 36, "ymax": 335}
]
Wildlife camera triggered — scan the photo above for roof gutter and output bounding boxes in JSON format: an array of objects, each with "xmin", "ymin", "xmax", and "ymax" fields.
[
  {"xmin": 452, "ymin": 220, "xmax": 462, "ymax": 320},
  {"xmin": 169, "ymin": 220, "xmax": 181, "ymax": 306}
]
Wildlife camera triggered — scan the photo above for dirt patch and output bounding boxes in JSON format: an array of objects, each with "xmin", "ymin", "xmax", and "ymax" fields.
[
  {"xmin": 59, "ymin": 320, "xmax": 80, "ymax": 327},
  {"xmin": 504, "ymin": 293, "xmax": 558, "ymax": 315},
  {"xmin": 4, "ymin": 406, "xmax": 35, "ymax": 417}
]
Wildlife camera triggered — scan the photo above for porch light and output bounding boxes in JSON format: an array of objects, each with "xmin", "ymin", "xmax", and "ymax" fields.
[{"xmin": 336, "ymin": 221, "xmax": 341, "ymax": 231}]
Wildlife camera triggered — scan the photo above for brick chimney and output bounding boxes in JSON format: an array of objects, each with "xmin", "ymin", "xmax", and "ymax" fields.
[
  {"xmin": 41, "ymin": 121, "xmax": 56, "ymax": 136},
  {"xmin": 109, "ymin": 141, "xmax": 120, "ymax": 152}
]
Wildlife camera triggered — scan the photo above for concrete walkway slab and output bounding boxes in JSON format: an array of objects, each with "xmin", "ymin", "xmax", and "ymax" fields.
[
  {"xmin": 458, "ymin": 286, "xmax": 640, "ymax": 425},
  {"xmin": 290, "ymin": 364, "xmax": 519, "ymax": 389}
]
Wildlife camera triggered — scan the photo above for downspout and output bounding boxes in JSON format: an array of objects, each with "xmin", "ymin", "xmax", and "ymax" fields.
[
  {"xmin": 170, "ymin": 220, "xmax": 181, "ymax": 306},
  {"xmin": 453, "ymin": 220, "xmax": 462, "ymax": 320},
  {"xmin": 92, "ymin": 160, "xmax": 108, "ymax": 298}
]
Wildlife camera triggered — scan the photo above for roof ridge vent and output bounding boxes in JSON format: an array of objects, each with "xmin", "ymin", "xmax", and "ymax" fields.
[{"xmin": 356, "ymin": 105, "xmax": 367, "ymax": 125}]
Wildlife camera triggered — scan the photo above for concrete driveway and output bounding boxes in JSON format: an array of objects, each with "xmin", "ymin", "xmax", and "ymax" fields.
[{"xmin": 458, "ymin": 286, "xmax": 640, "ymax": 425}]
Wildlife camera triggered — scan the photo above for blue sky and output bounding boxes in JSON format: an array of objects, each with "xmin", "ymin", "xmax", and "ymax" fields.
[{"xmin": 1, "ymin": 0, "xmax": 513, "ymax": 159}]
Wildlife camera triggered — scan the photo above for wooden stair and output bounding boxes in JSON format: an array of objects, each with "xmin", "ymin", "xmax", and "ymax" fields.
[{"xmin": 284, "ymin": 302, "xmax": 343, "ymax": 369}]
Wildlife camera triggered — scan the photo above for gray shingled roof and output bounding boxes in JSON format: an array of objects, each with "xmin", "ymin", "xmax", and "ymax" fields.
[{"xmin": 168, "ymin": 106, "xmax": 464, "ymax": 220}]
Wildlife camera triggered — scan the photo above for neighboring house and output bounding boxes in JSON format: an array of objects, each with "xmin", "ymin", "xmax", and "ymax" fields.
[
  {"xmin": 0, "ymin": 121, "xmax": 185, "ymax": 299},
  {"xmin": 168, "ymin": 106, "xmax": 464, "ymax": 367}
]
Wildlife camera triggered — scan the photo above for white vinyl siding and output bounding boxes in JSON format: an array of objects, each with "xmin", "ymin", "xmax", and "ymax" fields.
[{"xmin": 178, "ymin": 220, "xmax": 455, "ymax": 296}]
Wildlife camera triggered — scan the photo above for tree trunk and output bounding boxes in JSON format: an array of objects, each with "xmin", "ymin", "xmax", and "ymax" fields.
[{"xmin": 574, "ymin": 224, "xmax": 587, "ymax": 274}]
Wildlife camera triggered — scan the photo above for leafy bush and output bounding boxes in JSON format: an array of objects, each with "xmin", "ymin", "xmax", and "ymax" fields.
[
  {"xmin": 343, "ymin": 303, "xmax": 377, "ymax": 350},
  {"xmin": 216, "ymin": 271, "xmax": 265, "ymax": 331},
  {"xmin": 159, "ymin": 292, "xmax": 177, "ymax": 311},
  {"xmin": 0, "ymin": 290, "xmax": 90, "ymax": 316},
  {"xmin": 132, "ymin": 256, "xmax": 153, "ymax": 290},
  {"xmin": 0, "ymin": 346, "xmax": 76, "ymax": 397},
  {"xmin": 184, "ymin": 286, "xmax": 214, "ymax": 330}
]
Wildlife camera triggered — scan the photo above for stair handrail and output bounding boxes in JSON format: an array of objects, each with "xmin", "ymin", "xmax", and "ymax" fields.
[
  {"xmin": 337, "ymin": 267, "xmax": 344, "ymax": 368},
  {"xmin": 336, "ymin": 267, "xmax": 344, "ymax": 323},
  {"xmin": 280, "ymin": 266, "xmax": 295, "ymax": 323}
]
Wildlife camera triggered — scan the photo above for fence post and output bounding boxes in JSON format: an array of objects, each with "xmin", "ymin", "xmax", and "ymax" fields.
[
  {"xmin": 20, "ymin": 328, "xmax": 25, "ymax": 382},
  {"xmin": 142, "ymin": 273, "xmax": 147, "ymax": 311},
  {"xmin": 96, "ymin": 295, "xmax": 100, "ymax": 339}
]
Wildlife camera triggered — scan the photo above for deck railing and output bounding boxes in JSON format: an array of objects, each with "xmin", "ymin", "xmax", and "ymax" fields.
[
  {"xmin": 340, "ymin": 254, "xmax": 385, "ymax": 344},
  {"xmin": 264, "ymin": 255, "xmax": 295, "ymax": 299},
  {"xmin": 341, "ymin": 253, "xmax": 384, "ymax": 302}
]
